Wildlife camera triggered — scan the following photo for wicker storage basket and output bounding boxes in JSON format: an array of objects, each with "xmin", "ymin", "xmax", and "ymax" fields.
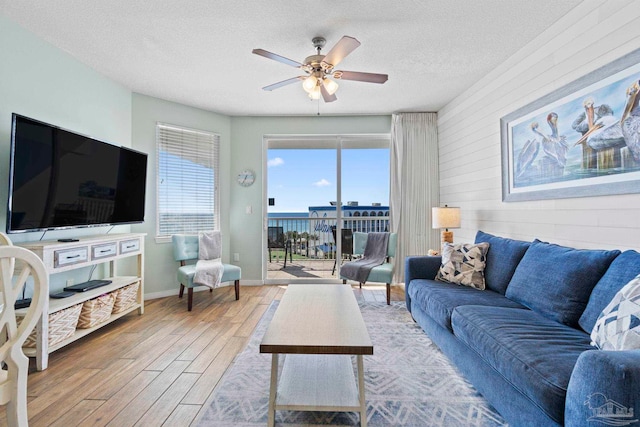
[
  {"xmin": 112, "ymin": 282, "xmax": 139, "ymax": 314},
  {"xmin": 77, "ymin": 293, "xmax": 116, "ymax": 329},
  {"xmin": 18, "ymin": 303, "xmax": 82, "ymax": 348}
]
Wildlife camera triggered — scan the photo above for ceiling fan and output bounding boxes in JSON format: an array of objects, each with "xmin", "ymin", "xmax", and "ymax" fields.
[{"xmin": 252, "ymin": 36, "xmax": 388, "ymax": 103}]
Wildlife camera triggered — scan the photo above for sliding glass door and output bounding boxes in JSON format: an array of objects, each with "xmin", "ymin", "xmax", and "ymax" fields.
[{"xmin": 264, "ymin": 135, "xmax": 389, "ymax": 284}]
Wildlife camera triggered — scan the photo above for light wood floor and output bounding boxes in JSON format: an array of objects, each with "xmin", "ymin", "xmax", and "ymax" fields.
[{"xmin": 1, "ymin": 283, "xmax": 405, "ymax": 427}]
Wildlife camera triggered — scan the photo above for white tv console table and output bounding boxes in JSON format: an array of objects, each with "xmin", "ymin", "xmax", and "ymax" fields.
[{"xmin": 17, "ymin": 233, "xmax": 145, "ymax": 371}]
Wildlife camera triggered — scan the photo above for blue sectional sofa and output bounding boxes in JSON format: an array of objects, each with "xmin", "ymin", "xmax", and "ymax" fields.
[{"xmin": 405, "ymin": 231, "xmax": 640, "ymax": 427}]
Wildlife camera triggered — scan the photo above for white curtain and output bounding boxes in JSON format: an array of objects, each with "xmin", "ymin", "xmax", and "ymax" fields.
[{"xmin": 390, "ymin": 113, "xmax": 440, "ymax": 283}]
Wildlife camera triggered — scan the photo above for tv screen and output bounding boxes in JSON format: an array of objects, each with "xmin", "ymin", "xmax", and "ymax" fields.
[{"xmin": 7, "ymin": 114, "xmax": 147, "ymax": 233}]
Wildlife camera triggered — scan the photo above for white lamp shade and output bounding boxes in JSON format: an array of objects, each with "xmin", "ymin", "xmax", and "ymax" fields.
[
  {"xmin": 302, "ymin": 75, "xmax": 317, "ymax": 93},
  {"xmin": 322, "ymin": 77, "xmax": 339, "ymax": 95},
  {"xmin": 308, "ymin": 86, "xmax": 321, "ymax": 100},
  {"xmin": 432, "ymin": 206, "xmax": 461, "ymax": 229}
]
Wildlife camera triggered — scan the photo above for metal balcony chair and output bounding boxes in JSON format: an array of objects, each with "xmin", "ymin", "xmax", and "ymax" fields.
[
  {"xmin": 267, "ymin": 226, "xmax": 291, "ymax": 268},
  {"xmin": 172, "ymin": 234, "xmax": 241, "ymax": 311},
  {"xmin": 0, "ymin": 232, "xmax": 49, "ymax": 426},
  {"xmin": 331, "ymin": 226, "xmax": 354, "ymax": 275},
  {"xmin": 340, "ymin": 232, "xmax": 397, "ymax": 305}
]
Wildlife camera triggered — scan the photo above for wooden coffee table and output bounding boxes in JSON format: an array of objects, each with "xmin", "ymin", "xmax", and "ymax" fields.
[{"xmin": 260, "ymin": 284, "xmax": 373, "ymax": 427}]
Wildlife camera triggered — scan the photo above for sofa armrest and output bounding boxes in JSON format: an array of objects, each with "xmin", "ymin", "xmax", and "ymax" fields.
[
  {"xmin": 565, "ymin": 349, "xmax": 640, "ymax": 427},
  {"xmin": 405, "ymin": 256, "xmax": 441, "ymax": 313}
]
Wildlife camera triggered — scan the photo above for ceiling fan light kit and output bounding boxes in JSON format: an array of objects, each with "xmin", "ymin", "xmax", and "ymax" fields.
[
  {"xmin": 323, "ymin": 77, "xmax": 339, "ymax": 95},
  {"xmin": 252, "ymin": 35, "xmax": 388, "ymax": 103}
]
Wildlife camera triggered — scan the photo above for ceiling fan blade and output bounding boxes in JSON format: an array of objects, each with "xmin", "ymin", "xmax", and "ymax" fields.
[
  {"xmin": 320, "ymin": 83, "xmax": 337, "ymax": 103},
  {"xmin": 262, "ymin": 76, "xmax": 304, "ymax": 91},
  {"xmin": 252, "ymin": 49, "xmax": 303, "ymax": 68},
  {"xmin": 334, "ymin": 70, "xmax": 388, "ymax": 84},
  {"xmin": 321, "ymin": 36, "xmax": 361, "ymax": 69}
]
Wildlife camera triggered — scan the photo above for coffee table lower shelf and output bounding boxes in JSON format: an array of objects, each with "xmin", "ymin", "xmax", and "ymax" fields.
[{"xmin": 269, "ymin": 354, "xmax": 367, "ymax": 426}]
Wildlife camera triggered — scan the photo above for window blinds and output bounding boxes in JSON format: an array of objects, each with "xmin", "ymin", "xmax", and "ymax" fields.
[{"xmin": 156, "ymin": 123, "xmax": 220, "ymax": 237}]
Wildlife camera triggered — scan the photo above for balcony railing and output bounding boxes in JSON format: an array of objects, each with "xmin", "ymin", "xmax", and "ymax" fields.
[{"xmin": 266, "ymin": 216, "xmax": 389, "ymax": 262}]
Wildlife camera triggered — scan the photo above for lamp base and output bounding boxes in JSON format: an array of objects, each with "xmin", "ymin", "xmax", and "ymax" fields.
[{"xmin": 441, "ymin": 230, "xmax": 454, "ymax": 244}]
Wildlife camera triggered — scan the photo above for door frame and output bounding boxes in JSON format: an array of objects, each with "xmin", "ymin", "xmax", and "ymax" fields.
[{"xmin": 262, "ymin": 133, "xmax": 390, "ymax": 284}]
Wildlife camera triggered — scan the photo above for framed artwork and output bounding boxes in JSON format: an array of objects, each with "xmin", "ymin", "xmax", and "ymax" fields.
[{"xmin": 501, "ymin": 48, "xmax": 640, "ymax": 202}]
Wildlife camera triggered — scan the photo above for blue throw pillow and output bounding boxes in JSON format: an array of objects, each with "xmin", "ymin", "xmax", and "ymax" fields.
[
  {"xmin": 579, "ymin": 250, "xmax": 640, "ymax": 333},
  {"xmin": 474, "ymin": 230, "xmax": 531, "ymax": 294},
  {"xmin": 505, "ymin": 241, "xmax": 620, "ymax": 327}
]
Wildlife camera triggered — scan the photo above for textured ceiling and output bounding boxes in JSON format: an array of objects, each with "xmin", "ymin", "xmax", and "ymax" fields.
[{"xmin": 1, "ymin": 0, "xmax": 583, "ymax": 116}]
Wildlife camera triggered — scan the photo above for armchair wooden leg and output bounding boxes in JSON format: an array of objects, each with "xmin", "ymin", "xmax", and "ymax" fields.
[
  {"xmin": 187, "ymin": 287, "xmax": 193, "ymax": 311},
  {"xmin": 234, "ymin": 280, "xmax": 240, "ymax": 300},
  {"xmin": 386, "ymin": 283, "xmax": 391, "ymax": 305},
  {"xmin": 359, "ymin": 282, "xmax": 363, "ymax": 289},
  {"xmin": 179, "ymin": 284, "xmax": 185, "ymax": 298},
  {"xmin": 343, "ymin": 279, "xmax": 346, "ymax": 285}
]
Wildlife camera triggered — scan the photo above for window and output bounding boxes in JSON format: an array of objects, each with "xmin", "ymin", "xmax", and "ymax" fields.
[{"xmin": 156, "ymin": 123, "xmax": 219, "ymax": 239}]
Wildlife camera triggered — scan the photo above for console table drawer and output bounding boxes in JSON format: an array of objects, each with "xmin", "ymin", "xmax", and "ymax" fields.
[
  {"xmin": 54, "ymin": 247, "xmax": 88, "ymax": 268},
  {"xmin": 120, "ymin": 239, "xmax": 140, "ymax": 254},
  {"xmin": 92, "ymin": 243, "xmax": 118, "ymax": 260}
]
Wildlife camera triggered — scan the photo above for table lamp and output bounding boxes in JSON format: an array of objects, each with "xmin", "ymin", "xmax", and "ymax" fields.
[{"xmin": 432, "ymin": 205, "xmax": 461, "ymax": 244}]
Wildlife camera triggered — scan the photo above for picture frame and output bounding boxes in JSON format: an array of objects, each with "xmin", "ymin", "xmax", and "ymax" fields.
[{"xmin": 500, "ymin": 48, "xmax": 640, "ymax": 202}]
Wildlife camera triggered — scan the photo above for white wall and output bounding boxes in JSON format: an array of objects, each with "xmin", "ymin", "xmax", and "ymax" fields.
[
  {"xmin": 437, "ymin": 1, "xmax": 640, "ymax": 251},
  {"xmin": 0, "ymin": 15, "xmax": 133, "ymax": 290},
  {"xmin": 229, "ymin": 116, "xmax": 392, "ymax": 281},
  {"xmin": 1, "ymin": 14, "xmax": 391, "ymax": 295},
  {"xmin": 130, "ymin": 93, "xmax": 232, "ymax": 297}
]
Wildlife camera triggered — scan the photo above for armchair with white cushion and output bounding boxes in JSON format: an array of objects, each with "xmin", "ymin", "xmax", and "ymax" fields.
[{"xmin": 171, "ymin": 234, "xmax": 241, "ymax": 311}]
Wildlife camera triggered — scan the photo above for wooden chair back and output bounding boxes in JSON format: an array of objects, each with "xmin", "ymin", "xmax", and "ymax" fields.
[{"xmin": 0, "ymin": 243, "xmax": 49, "ymax": 426}]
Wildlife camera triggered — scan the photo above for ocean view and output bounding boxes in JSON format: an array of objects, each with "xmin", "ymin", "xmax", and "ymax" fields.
[{"xmin": 268, "ymin": 212, "xmax": 309, "ymax": 234}]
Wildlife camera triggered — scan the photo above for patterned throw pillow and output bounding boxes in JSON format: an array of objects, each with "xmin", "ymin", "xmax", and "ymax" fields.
[
  {"xmin": 436, "ymin": 242, "xmax": 490, "ymax": 290},
  {"xmin": 591, "ymin": 274, "xmax": 640, "ymax": 350}
]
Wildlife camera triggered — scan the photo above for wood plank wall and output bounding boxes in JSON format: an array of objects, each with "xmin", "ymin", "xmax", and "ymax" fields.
[{"xmin": 437, "ymin": 0, "xmax": 640, "ymax": 250}]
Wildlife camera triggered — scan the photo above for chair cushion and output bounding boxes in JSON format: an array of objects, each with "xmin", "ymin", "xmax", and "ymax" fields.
[
  {"xmin": 339, "ymin": 263, "xmax": 393, "ymax": 283},
  {"xmin": 178, "ymin": 263, "xmax": 241, "ymax": 288},
  {"xmin": 365, "ymin": 263, "xmax": 393, "ymax": 283},
  {"xmin": 407, "ymin": 279, "xmax": 525, "ymax": 332},
  {"xmin": 436, "ymin": 242, "xmax": 490, "ymax": 290},
  {"xmin": 591, "ymin": 274, "xmax": 640, "ymax": 350},
  {"xmin": 579, "ymin": 250, "xmax": 640, "ymax": 333},
  {"xmin": 474, "ymin": 230, "xmax": 530, "ymax": 294},
  {"xmin": 505, "ymin": 240, "xmax": 620, "ymax": 327},
  {"xmin": 451, "ymin": 305, "xmax": 593, "ymax": 424}
]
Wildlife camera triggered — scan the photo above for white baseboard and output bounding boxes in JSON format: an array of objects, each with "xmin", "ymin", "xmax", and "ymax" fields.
[
  {"xmin": 240, "ymin": 279, "xmax": 263, "ymax": 286},
  {"xmin": 143, "ymin": 279, "xmax": 265, "ymax": 300}
]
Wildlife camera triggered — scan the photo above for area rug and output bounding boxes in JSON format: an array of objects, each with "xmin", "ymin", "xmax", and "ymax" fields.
[{"xmin": 198, "ymin": 301, "xmax": 508, "ymax": 426}]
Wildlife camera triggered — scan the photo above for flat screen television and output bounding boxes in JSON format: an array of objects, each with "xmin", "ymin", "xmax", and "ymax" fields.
[{"xmin": 7, "ymin": 114, "xmax": 147, "ymax": 233}]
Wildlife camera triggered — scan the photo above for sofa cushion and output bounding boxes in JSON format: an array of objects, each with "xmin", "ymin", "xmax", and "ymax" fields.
[
  {"xmin": 579, "ymin": 250, "xmax": 640, "ymax": 333},
  {"xmin": 474, "ymin": 231, "xmax": 530, "ymax": 295},
  {"xmin": 436, "ymin": 242, "xmax": 490, "ymax": 290},
  {"xmin": 407, "ymin": 279, "xmax": 525, "ymax": 332},
  {"xmin": 505, "ymin": 241, "xmax": 620, "ymax": 327},
  {"xmin": 591, "ymin": 274, "xmax": 640, "ymax": 350},
  {"xmin": 451, "ymin": 305, "xmax": 594, "ymax": 424}
]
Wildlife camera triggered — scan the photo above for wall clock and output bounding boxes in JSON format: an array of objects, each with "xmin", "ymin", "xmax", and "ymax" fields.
[{"xmin": 237, "ymin": 169, "xmax": 256, "ymax": 187}]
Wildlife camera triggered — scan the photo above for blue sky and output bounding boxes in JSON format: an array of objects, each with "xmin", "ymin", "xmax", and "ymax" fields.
[{"xmin": 268, "ymin": 148, "xmax": 390, "ymax": 212}]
